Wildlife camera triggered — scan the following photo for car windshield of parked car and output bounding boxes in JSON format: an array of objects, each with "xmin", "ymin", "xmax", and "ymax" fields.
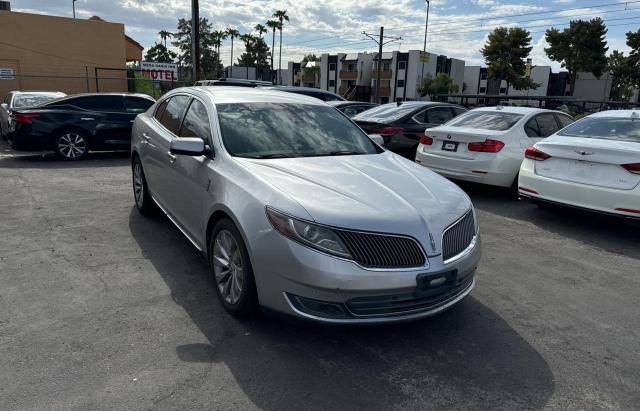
[
  {"xmin": 13, "ymin": 94, "xmax": 60, "ymax": 108},
  {"xmin": 446, "ymin": 111, "xmax": 524, "ymax": 130},
  {"xmin": 557, "ymin": 117, "xmax": 640, "ymax": 142},
  {"xmin": 217, "ymin": 103, "xmax": 380, "ymax": 158},
  {"xmin": 353, "ymin": 103, "xmax": 423, "ymax": 122}
]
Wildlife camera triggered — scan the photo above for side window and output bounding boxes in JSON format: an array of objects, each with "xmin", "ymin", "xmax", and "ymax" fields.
[
  {"xmin": 3, "ymin": 93, "xmax": 11, "ymax": 105},
  {"xmin": 556, "ymin": 114, "xmax": 574, "ymax": 128},
  {"xmin": 536, "ymin": 113, "xmax": 560, "ymax": 137},
  {"xmin": 425, "ymin": 106, "xmax": 454, "ymax": 124},
  {"xmin": 342, "ymin": 107, "xmax": 360, "ymax": 117},
  {"xmin": 413, "ymin": 110, "xmax": 428, "ymax": 124},
  {"xmin": 154, "ymin": 99, "xmax": 169, "ymax": 121},
  {"xmin": 75, "ymin": 96, "xmax": 125, "ymax": 112},
  {"xmin": 524, "ymin": 118, "xmax": 540, "ymax": 137},
  {"xmin": 124, "ymin": 97, "xmax": 154, "ymax": 113},
  {"xmin": 452, "ymin": 107, "xmax": 466, "ymax": 117},
  {"xmin": 179, "ymin": 99, "xmax": 212, "ymax": 142},
  {"xmin": 159, "ymin": 95, "xmax": 189, "ymax": 134}
]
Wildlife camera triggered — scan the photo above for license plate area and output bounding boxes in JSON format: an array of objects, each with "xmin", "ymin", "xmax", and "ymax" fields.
[
  {"xmin": 415, "ymin": 270, "xmax": 458, "ymax": 298},
  {"xmin": 442, "ymin": 141, "xmax": 459, "ymax": 152}
]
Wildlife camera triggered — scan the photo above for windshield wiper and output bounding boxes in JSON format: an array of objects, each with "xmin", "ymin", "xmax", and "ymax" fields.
[
  {"xmin": 251, "ymin": 153, "xmax": 292, "ymax": 159},
  {"xmin": 326, "ymin": 150, "xmax": 365, "ymax": 156}
]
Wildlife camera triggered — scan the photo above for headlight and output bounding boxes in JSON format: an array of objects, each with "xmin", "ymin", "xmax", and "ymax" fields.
[{"xmin": 266, "ymin": 207, "xmax": 352, "ymax": 258}]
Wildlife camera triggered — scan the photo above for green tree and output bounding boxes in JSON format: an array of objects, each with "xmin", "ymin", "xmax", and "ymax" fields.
[
  {"xmin": 158, "ymin": 30, "xmax": 173, "ymax": 48},
  {"xmin": 144, "ymin": 43, "xmax": 177, "ymax": 63},
  {"xmin": 417, "ymin": 73, "xmax": 460, "ymax": 98},
  {"xmin": 253, "ymin": 24, "xmax": 268, "ymax": 79},
  {"xmin": 301, "ymin": 54, "xmax": 320, "ymax": 84},
  {"xmin": 272, "ymin": 10, "xmax": 290, "ymax": 84},
  {"xmin": 172, "ymin": 17, "xmax": 220, "ymax": 80},
  {"xmin": 545, "ymin": 18, "xmax": 608, "ymax": 96},
  {"xmin": 226, "ymin": 27, "xmax": 240, "ymax": 68},
  {"xmin": 266, "ymin": 20, "xmax": 280, "ymax": 77},
  {"xmin": 236, "ymin": 34, "xmax": 270, "ymax": 70},
  {"xmin": 481, "ymin": 26, "xmax": 538, "ymax": 92},
  {"xmin": 608, "ymin": 29, "xmax": 640, "ymax": 101}
]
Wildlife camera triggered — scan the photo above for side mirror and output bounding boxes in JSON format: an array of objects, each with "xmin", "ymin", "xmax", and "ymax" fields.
[
  {"xmin": 170, "ymin": 138, "xmax": 205, "ymax": 156},
  {"xmin": 0, "ymin": 103, "xmax": 8, "ymax": 110},
  {"xmin": 369, "ymin": 134, "xmax": 385, "ymax": 147}
]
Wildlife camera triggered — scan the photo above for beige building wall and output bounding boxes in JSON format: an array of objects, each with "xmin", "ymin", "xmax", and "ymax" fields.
[{"xmin": 0, "ymin": 11, "xmax": 131, "ymax": 97}]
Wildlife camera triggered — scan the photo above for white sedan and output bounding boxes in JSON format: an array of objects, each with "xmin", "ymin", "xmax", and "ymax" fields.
[
  {"xmin": 518, "ymin": 110, "xmax": 640, "ymax": 218},
  {"xmin": 415, "ymin": 106, "xmax": 574, "ymax": 187}
]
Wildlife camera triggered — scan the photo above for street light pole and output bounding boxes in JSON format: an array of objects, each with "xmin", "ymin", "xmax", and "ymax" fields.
[
  {"xmin": 72, "ymin": 0, "xmax": 77, "ymax": 18},
  {"xmin": 191, "ymin": 0, "xmax": 200, "ymax": 82},
  {"xmin": 420, "ymin": 0, "xmax": 430, "ymax": 80}
]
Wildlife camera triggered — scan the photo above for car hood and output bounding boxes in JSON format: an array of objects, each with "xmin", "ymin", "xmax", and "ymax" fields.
[{"xmin": 236, "ymin": 152, "xmax": 472, "ymax": 253}]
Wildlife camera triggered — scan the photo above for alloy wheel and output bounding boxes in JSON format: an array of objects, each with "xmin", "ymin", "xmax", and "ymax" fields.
[
  {"xmin": 133, "ymin": 162, "xmax": 144, "ymax": 207},
  {"xmin": 212, "ymin": 229, "xmax": 245, "ymax": 305},
  {"xmin": 58, "ymin": 133, "xmax": 87, "ymax": 159}
]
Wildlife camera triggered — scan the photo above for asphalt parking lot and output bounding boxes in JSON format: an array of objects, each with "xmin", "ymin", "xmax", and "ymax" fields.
[{"xmin": 1, "ymin": 147, "xmax": 639, "ymax": 410}]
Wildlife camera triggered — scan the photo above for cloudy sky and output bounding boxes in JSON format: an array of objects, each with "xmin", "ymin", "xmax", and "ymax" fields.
[{"xmin": 11, "ymin": 0, "xmax": 640, "ymax": 70}]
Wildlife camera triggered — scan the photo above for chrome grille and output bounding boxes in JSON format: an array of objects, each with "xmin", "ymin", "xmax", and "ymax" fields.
[
  {"xmin": 335, "ymin": 230, "xmax": 425, "ymax": 268},
  {"xmin": 442, "ymin": 210, "xmax": 476, "ymax": 262}
]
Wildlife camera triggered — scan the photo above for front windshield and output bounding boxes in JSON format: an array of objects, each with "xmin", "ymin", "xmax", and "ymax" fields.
[
  {"xmin": 353, "ymin": 103, "xmax": 421, "ymax": 121},
  {"xmin": 13, "ymin": 94, "xmax": 61, "ymax": 108},
  {"xmin": 557, "ymin": 117, "xmax": 640, "ymax": 142},
  {"xmin": 217, "ymin": 103, "xmax": 380, "ymax": 159},
  {"xmin": 446, "ymin": 111, "xmax": 524, "ymax": 130}
]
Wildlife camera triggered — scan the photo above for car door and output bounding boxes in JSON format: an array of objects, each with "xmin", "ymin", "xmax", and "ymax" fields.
[
  {"xmin": 68, "ymin": 96, "xmax": 128, "ymax": 149},
  {"xmin": 403, "ymin": 106, "xmax": 455, "ymax": 146},
  {"xmin": 521, "ymin": 113, "xmax": 561, "ymax": 148},
  {"xmin": 143, "ymin": 94, "xmax": 190, "ymax": 210},
  {"xmin": 169, "ymin": 97, "xmax": 214, "ymax": 243},
  {"xmin": 1, "ymin": 93, "xmax": 12, "ymax": 135}
]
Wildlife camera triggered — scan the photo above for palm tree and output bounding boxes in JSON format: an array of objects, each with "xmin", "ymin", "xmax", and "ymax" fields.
[
  {"xmin": 226, "ymin": 27, "xmax": 240, "ymax": 71},
  {"xmin": 159, "ymin": 30, "xmax": 173, "ymax": 48},
  {"xmin": 266, "ymin": 20, "xmax": 280, "ymax": 82},
  {"xmin": 272, "ymin": 10, "xmax": 289, "ymax": 85},
  {"xmin": 212, "ymin": 30, "xmax": 227, "ymax": 77},
  {"xmin": 254, "ymin": 23, "xmax": 267, "ymax": 38}
]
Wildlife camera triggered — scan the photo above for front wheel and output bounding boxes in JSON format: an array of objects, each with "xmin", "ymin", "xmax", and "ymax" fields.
[
  {"xmin": 55, "ymin": 130, "xmax": 89, "ymax": 160},
  {"xmin": 209, "ymin": 219, "xmax": 259, "ymax": 318},
  {"xmin": 132, "ymin": 157, "xmax": 157, "ymax": 216}
]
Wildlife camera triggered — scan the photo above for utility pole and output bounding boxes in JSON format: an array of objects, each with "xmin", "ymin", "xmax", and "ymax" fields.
[
  {"xmin": 362, "ymin": 28, "xmax": 402, "ymax": 104},
  {"xmin": 72, "ymin": 0, "xmax": 77, "ymax": 18},
  {"xmin": 420, "ymin": 0, "xmax": 430, "ymax": 79},
  {"xmin": 191, "ymin": 0, "xmax": 200, "ymax": 82}
]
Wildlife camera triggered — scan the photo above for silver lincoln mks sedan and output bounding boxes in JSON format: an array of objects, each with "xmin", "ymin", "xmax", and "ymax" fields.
[{"xmin": 131, "ymin": 87, "xmax": 481, "ymax": 324}]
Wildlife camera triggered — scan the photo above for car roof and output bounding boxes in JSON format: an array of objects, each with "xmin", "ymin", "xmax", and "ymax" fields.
[
  {"xmin": 190, "ymin": 86, "xmax": 327, "ymax": 105},
  {"xmin": 10, "ymin": 91, "xmax": 66, "ymax": 95},
  {"xmin": 468, "ymin": 106, "xmax": 557, "ymax": 115},
  {"xmin": 588, "ymin": 110, "xmax": 640, "ymax": 118},
  {"xmin": 325, "ymin": 101, "xmax": 375, "ymax": 107}
]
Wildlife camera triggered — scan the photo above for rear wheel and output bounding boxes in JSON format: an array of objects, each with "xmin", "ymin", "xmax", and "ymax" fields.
[
  {"xmin": 132, "ymin": 157, "xmax": 157, "ymax": 216},
  {"xmin": 56, "ymin": 130, "xmax": 89, "ymax": 160},
  {"xmin": 209, "ymin": 219, "xmax": 259, "ymax": 317}
]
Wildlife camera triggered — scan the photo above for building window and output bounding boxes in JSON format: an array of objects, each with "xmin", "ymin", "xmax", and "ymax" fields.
[
  {"xmin": 478, "ymin": 98, "xmax": 485, "ymax": 104},
  {"xmin": 480, "ymin": 71, "xmax": 488, "ymax": 80},
  {"xmin": 479, "ymin": 87, "xmax": 486, "ymax": 93},
  {"xmin": 383, "ymin": 62, "xmax": 391, "ymax": 71},
  {"xmin": 499, "ymin": 87, "xmax": 507, "ymax": 94},
  {"xmin": 397, "ymin": 79, "xmax": 405, "ymax": 88},
  {"xmin": 347, "ymin": 63, "xmax": 355, "ymax": 71},
  {"xmin": 329, "ymin": 80, "xmax": 335, "ymax": 87},
  {"xmin": 329, "ymin": 63, "xmax": 336, "ymax": 71},
  {"xmin": 398, "ymin": 61, "xmax": 407, "ymax": 70}
]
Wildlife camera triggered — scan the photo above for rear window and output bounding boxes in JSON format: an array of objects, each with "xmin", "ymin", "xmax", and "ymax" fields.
[
  {"xmin": 13, "ymin": 94, "xmax": 61, "ymax": 108},
  {"xmin": 354, "ymin": 103, "xmax": 423, "ymax": 122},
  {"xmin": 447, "ymin": 111, "xmax": 524, "ymax": 131},
  {"xmin": 557, "ymin": 117, "xmax": 640, "ymax": 142},
  {"xmin": 124, "ymin": 96, "xmax": 154, "ymax": 113}
]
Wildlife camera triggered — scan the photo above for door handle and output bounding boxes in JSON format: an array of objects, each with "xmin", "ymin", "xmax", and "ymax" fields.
[
  {"xmin": 166, "ymin": 151, "xmax": 177, "ymax": 163},
  {"xmin": 142, "ymin": 132, "xmax": 150, "ymax": 141},
  {"xmin": 80, "ymin": 117, "xmax": 95, "ymax": 121}
]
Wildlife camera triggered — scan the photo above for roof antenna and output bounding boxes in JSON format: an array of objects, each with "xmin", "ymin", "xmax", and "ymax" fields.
[{"xmin": 631, "ymin": 111, "xmax": 639, "ymax": 121}]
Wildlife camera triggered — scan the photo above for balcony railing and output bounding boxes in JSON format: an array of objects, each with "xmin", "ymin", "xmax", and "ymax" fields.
[
  {"xmin": 371, "ymin": 70, "xmax": 393, "ymax": 79},
  {"xmin": 339, "ymin": 70, "xmax": 358, "ymax": 80}
]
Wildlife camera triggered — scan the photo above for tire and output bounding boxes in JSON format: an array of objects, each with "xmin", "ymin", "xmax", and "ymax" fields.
[
  {"xmin": 132, "ymin": 156, "xmax": 158, "ymax": 216},
  {"xmin": 209, "ymin": 218, "xmax": 259, "ymax": 318},
  {"xmin": 55, "ymin": 129, "xmax": 89, "ymax": 160}
]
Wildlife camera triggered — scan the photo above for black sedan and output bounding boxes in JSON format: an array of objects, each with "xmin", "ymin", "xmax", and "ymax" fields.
[
  {"xmin": 352, "ymin": 101, "xmax": 466, "ymax": 155},
  {"xmin": 326, "ymin": 101, "xmax": 378, "ymax": 118},
  {"xmin": 9, "ymin": 93, "xmax": 155, "ymax": 160}
]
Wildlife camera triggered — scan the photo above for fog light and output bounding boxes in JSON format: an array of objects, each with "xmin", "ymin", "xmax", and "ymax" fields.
[{"xmin": 288, "ymin": 294, "xmax": 347, "ymax": 318}]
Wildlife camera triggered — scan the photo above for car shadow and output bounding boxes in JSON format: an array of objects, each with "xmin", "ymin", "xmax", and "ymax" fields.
[
  {"xmin": 128, "ymin": 207, "xmax": 554, "ymax": 410},
  {"xmin": 457, "ymin": 180, "xmax": 640, "ymax": 260},
  {"xmin": 0, "ymin": 150, "xmax": 130, "ymax": 169}
]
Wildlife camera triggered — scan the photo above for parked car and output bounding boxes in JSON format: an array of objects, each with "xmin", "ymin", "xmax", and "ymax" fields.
[
  {"xmin": 326, "ymin": 101, "xmax": 378, "ymax": 118},
  {"xmin": 518, "ymin": 110, "xmax": 640, "ymax": 219},
  {"xmin": 194, "ymin": 79, "xmax": 272, "ymax": 87},
  {"xmin": 352, "ymin": 101, "xmax": 467, "ymax": 154},
  {"xmin": 260, "ymin": 86, "xmax": 346, "ymax": 101},
  {"xmin": 9, "ymin": 93, "xmax": 155, "ymax": 160},
  {"xmin": 1, "ymin": 91, "xmax": 66, "ymax": 139},
  {"xmin": 131, "ymin": 87, "xmax": 481, "ymax": 324},
  {"xmin": 415, "ymin": 106, "xmax": 575, "ymax": 188}
]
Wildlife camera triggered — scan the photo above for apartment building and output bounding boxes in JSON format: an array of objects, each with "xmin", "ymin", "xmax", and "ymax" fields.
[{"xmin": 319, "ymin": 53, "xmax": 374, "ymax": 99}]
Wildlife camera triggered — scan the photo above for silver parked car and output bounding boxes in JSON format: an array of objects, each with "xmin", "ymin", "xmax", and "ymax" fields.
[
  {"xmin": 131, "ymin": 87, "xmax": 481, "ymax": 324},
  {"xmin": 1, "ymin": 91, "xmax": 66, "ymax": 139}
]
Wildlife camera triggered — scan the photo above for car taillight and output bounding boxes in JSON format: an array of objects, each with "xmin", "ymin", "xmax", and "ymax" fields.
[
  {"xmin": 524, "ymin": 147, "xmax": 551, "ymax": 161},
  {"xmin": 621, "ymin": 163, "xmax": 640, "ymax": 174},
  {"xmin": 12, "ymin": 113, "xmax": 39, "ymax": 124},
  {"xmin": 374, "ymin": 127, "xmax": 404, "ymax": 135},
  {"xmin": 468, "ymin": 139, "xmax": 505, "ymax": 153},
  {"xmin": 420, "ymin": 134, "xmax": 433, "ymax": 145}
]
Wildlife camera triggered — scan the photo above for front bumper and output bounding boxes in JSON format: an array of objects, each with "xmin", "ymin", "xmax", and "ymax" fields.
[
  {"xmin": 251, "ymin": 227, "xmax": 481, "ymax": 324},
  {"xmin": 518, "ymin": 158, "xmax": 640, "ymax": 219}
]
